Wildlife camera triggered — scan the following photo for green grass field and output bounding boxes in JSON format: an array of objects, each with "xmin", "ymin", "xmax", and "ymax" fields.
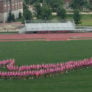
[
  {"xmin": 80, "ymin": 15, "xmax": 92, "ymax": 26},
  {"xmin": 68, "ymin": 14, "xmax": 92, "ymax": 26},
  {"xmin": 0, "ymin": 40, "xmax": 92, "ymax": 92},
  {"xmin": 52, "ymin": 14, "xmax": 92, "ymax": 26}
]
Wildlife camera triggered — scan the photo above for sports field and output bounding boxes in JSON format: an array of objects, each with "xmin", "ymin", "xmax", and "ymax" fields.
[{"xmin": 0, "ymin": 40, "xmax": 92, "ymax": 92}]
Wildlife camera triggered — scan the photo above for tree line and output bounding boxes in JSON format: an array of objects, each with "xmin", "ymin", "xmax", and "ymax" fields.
[{"xmin": 7, "ymin": 0, "xmax": 92, "ymax": 24}]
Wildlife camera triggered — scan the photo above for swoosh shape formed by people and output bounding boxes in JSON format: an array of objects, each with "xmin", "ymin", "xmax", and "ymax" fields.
[{"xmin": 0, "ymin": 58, "xmax": 92, "ymax": 79}]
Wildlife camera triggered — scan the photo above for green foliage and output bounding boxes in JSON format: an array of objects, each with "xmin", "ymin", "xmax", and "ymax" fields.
[
  {"xmin": 35, "ymin": 4, "xmax": 52, "ymax": 20},
  {"xmin": 70, "ymin": 0, "xmax": 88, "ymax": 10},
  {"xmin": 23, "ymin": 3, "xmax": 32, "ymax": 20},
  {"xmin": 88, "ymin": 0, "xmax": 92, "ymax": 10},
  {"xmin": 19, "ymin": 12, "xmax": 22, "ymax": 19},
  {"xmin": 34, "ymin": 3, "xmax": 42, "ymax": 18},
  {"xmin": 11, "ymin": 14, "xmax": 15, "ymax": 22},
  {"xmin": 40, "ymin": 5, "xmax": 52, "ymax": 20},
  {"xmin": 73, "ymin": 9, "xmax": 81, "ymax": 24},
  {"xmin": 25, "ymin": 0, "xmax": 64, "ymax": 12},
  {"xmin": 46, "ymin": 0, "xmax": 64, "ymax": 12},
  {"xmin": 22, "ymin": 0, "xmax": 92, "ymax": 25},
  {"xmin": 7, "ymin": 12, "xmax": 15, "ymax": 22},
  {"xmin": 57, "ymin": 7, "xmax": 66, "ymax": 20},
  {"xmin": 7, "ymin": 12, "xmax": 12, "ymax": 22}
]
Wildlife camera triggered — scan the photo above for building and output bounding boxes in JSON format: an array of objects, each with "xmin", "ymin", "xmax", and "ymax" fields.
[{"xmin": 0, "ymin": 0, "xmax": 23, "ymax": 23}]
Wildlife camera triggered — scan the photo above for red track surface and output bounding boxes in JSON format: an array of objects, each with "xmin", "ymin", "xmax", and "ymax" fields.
[{"xmin": 0, "ymin": 33, "xmax": 92, "ymax": 41}]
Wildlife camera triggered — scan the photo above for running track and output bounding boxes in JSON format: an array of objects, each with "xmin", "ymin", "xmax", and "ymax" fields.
[{"xmin": 0, "ymin": 33, "xmax": 92, "ymax": 41}]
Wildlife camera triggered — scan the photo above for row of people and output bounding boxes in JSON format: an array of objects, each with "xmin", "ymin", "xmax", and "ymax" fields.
[{"xmin": 0, "ymin": 58, "xmax": 92, "ymax": 79}]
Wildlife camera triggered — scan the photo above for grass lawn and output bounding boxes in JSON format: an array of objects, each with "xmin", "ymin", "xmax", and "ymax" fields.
[
  {"xmin": 68, "ymin": 14, "xmax": 92, "ymax": 26},
  {"xmin": 52, "ymin": 14, "xmax": 92, "ymax": 26},
  {"xmin": 79, "ymin": 15, "xmax": 92, "ymax": 26},
  {"xmin": 0, "ymin": 40, "xmax": 92, "ymax": 92},
  {"xmin": 80, "ymin": 19, "xmax": 92, "ymax": 26}
]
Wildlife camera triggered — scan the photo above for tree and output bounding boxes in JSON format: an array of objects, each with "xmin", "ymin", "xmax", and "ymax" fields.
[
  {"xmin": 7, "ymin": 12, "xmax": 12, "ymax": 22},
  {"xmin": 40, "ymin": 5, "xmax": 52, "ymax": 20},
  {"xmin": 73, "ymin": 10, "xmax": 81, "ymax": 24},
  {"xmin": 34, "ymin": 3, "xmax": 52, "ymax": 19},
  {"xmin": 57, "ymin": 7, "xmax": 66, "ymax": 20},
  {"xmin": 7, "ymin": 12, "xmax": 15, "ymax": 22},
  {"xmin": 23, "ymin": 9, "xmax": 32, "ymax": 20},
  {"xmin": 70, "ymin": 0, "xmax": 88, "ymax": 10},
  {"xmin": 34, "ymin": 2, "xmax": 42, "ymax": 18},
  {"xmin": 24, "ymin": 0, "xmax": 38, "ymax": 4},
  {"xmin": 11, "ymin": 14, "xmax": 15, "ymax": 22},
  {"xmin": 23, "ymin": 3, "xmax": 32, "ymax": 20},
  {"xmin": 19, "ymin": 12, "xmax": 22, "ymax": 19},
  {"xmin": 87, "ymin": 0, "xmax": 92, "ymax": 10},
  {"xmin": 46, "ymin": 0, "xmax": 64, "ymax": 12}
]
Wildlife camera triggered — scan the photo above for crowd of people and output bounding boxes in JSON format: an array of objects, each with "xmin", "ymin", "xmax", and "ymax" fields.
[{"xmin": 0, "ymin": 58, "xmax": 92, "ymax": 79}]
